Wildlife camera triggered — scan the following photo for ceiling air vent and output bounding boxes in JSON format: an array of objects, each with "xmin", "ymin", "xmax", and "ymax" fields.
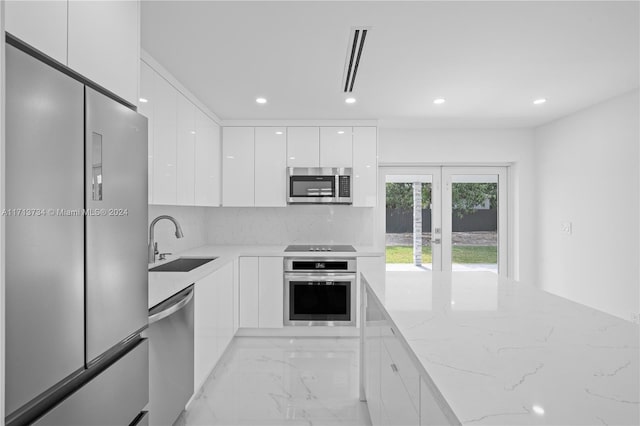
[{"xmin": 342, "ymin": 27, "xmax": 370, "ymax": 92}]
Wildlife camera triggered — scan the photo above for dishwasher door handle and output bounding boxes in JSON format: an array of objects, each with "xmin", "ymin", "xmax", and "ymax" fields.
[{"xmin": 148, "ymin": 288, "xmax": 194, "ymax": 325}]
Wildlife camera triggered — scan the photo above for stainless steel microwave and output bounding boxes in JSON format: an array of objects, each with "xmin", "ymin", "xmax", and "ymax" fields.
[{"xmin": 287, "ymin": 167, "xmax": 353, "ymax": 204}]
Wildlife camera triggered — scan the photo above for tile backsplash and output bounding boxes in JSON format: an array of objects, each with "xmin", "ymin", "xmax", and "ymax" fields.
[
  {"xmin": 148, "ymin": 205, "xmax": 209, "ymax": 255},
  {"xmin": 149, "ymin": 205, "xmax": 375, "ymax": 251},
  {"xmin": 205, "ymin": 206, "xmax": 375, "ymax": 246}
]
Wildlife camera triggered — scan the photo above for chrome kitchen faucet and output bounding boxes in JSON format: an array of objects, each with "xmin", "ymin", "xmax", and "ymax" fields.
[{"xmin": 148, "ymin": 215, "xmax": 184, "ymax": 263}]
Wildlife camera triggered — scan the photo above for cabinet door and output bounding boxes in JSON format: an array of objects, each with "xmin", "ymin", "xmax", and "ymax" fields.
[
  {"xmin": 5, "ymin": 0, "xmax": 67, "ymax": 65},
  {"xmin": 194, "ymin": 111, "xmax": 221, "ymax": 206},
  {"xmin": 364, "ymin": 293, "xmax": 383, "ymax": 425},
  {"xmin": 255, "ymin": 127, "xmax": 287, "ymax": 207},
  {"xmin": 222, "ymin": 127, "xmax": 255, "ymax": 206},
  {"xmin": 320, "ymin": 127, "xmax": 353, "ymax": 168},
  {"xmin": 287, "ymin": 127, "xmax": 319, "ymax": 167},
  {"xmin": 194, "ymin": 272, "xmax": 218, "ymax": 393},
  {"xmin": 380, "ymin": 328, "xmax": 420, "ymax": 425},
  {"xmin": 238, "ymin": 257, "xmax": 259, "ymax": 328},
  {"xmin": 420, "ymin": 376, "xmax": 453, "ymax": 426},
  {"xmin": 258, "ymin": 257, "xmax": 284, "ymax": 328},
  {"xmin": 176, "ymin": 94, "xmax": 196, "ymax": 205},
  {"xmin": 353, "ymin": 127, "xmax": 377, "ymax": 207},
  {"xmin": 152, "ymin": 75, "xmax": 177, "ymax": 205},
  {"xmin": 216, "ymin": 263, "xmax": 235, "ymax": 356},
  {"xmin": 139, "ymin": 61, "xmax": 155, "ymax": 204},
  {"xmin": 68, "ymin": 0, "xmax": 139, "ymax": 105}
]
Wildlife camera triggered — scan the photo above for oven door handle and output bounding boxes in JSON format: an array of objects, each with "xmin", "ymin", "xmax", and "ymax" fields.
[{"xmin": 284, "ymin": 273, "xmax": 356, "ymax": 282}]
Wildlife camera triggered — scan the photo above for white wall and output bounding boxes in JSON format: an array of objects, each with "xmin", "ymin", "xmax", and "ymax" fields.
[
  {"xmin": 378, "ymin": 128, "xmax": 536, "ymax": 283},
  {"xmin": 534, "ymin": 89, "xmax": 639, "ymax": 322},
  {"xmin": 148, "ymin": 205, "xmax": 208, "ymax": 256},
  {"xmin": 205, "ymin": 206, "xmax": 375, "ymax": 246}
]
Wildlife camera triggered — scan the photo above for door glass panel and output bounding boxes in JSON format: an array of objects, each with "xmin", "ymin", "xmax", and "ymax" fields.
[
  {"xmin": 450, "ymin": 174, "xmax": 498, "ymax": 273},
  {"xmin": 385, "ymin": 175, "xmax": 433, "ymax": 271}
]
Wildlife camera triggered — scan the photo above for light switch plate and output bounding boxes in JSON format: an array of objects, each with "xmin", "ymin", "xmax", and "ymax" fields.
[{"xmin": 560, "ymin": 221, "xmax": 572, "ymax": 235}]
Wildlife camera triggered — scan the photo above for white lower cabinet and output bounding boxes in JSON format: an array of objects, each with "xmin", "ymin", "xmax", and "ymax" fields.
[
  {"xmin": 421, "ymin": 376, "xmax": 452, "ymax": 426},
  {"xmin": 238, "ymin": 257, "xmax": 259, "ymax": 328},
  {"xmin": 364, "ymin": 293, "xmax": 383, "ymax": 425},
  {"xmin": 364, "ymin": 285, "xmax": 455, "ymax": 426},
  {"xmin": 238, "ymin": 256, "xmax": 284, "ymax": 329},
  {"xmin": 379, "ymin": 327, "xmax": 420, "ymax": 425},
  {"xmin": 194, "ymin": 262, "xmax": 234, "ymax": 393},
  {"xmin": 258, "ymin": 257, "xmax": 284, "ymax": 328}
]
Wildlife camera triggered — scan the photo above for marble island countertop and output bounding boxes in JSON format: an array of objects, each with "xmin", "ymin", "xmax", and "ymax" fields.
[
  {"xmin": 148, "ymin": 244, "xmax": 383, "ymax": 309},
  {"xmin": 365, "ymin": 271, "xmax": 639, "ymax": 425}
]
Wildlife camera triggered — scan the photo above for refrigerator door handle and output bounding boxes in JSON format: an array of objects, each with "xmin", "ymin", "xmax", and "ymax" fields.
[{"xmin": 148, "ymin": 289, "xmax": 194, "ymax": 325}]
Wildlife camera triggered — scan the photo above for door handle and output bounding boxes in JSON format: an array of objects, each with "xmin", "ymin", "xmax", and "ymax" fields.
[
  {"xmin": 390, "ymin": 363, "xmax": 399, "ymax": 373},
  {"xmin": 148, "ymin": 288, "xmax": 194, "ymax": 325}
]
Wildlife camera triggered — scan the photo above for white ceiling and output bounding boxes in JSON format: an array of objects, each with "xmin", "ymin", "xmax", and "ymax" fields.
[{"xmin": 141, "ymin": 1, "xmax": 639, "ymax": 128}]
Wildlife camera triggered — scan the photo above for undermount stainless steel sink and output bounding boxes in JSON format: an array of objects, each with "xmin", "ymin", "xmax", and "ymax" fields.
[{"xmin": 149, "ymin": 257, "xmax": 217, "ymax": 272}]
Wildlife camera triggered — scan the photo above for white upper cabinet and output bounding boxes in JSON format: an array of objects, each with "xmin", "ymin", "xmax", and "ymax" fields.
[
  {"xmin": 287, "ymin": 127, "xmax": 319, "ymax": 167},
  {"xmin": 255, "ymin": 128, "xmax": 287, "ymax": 207},
  {"xmin": 176, "ymin": 94, "xmax": 196, "ymax": 206},
  {"xmin": 5, "ymin": 0, "xmax": 68, "ymax": 64},
  {"xmin": 320, "ymin": 127, "xmax": 353, "ymax": 168},
  {"xmin": 6, "ymin": 0, "xmax": 140, "ymax": 105},
  {"xmin": 143, "ymin": 59, "xmax": 222, "ymax": 207},
  {"xmin": 152, "ymin": 74, "xmax": 177, "ymax": 205},
  {"xmin": 353, "ymin": 127, "xmax": 378, "ymax": 207},
  {"xmin": 138, "ymin": 62, "xmax": 155, "ymax": 204},
  {"xmin": 222, "ymin": 127, "xmax": 255, "ymax": 207},
  {"xmin": 194, "ymin": 110, "xmax": 221, "ymax": 207},
  {"xmin": 67, "ymin": 0, "xmax": 139, "ymax": 105}
]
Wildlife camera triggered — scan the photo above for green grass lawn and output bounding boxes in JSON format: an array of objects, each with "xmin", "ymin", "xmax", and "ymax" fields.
[{"xmin": 385, "ymin": 245, "xmax": 497, "ymax": 264}]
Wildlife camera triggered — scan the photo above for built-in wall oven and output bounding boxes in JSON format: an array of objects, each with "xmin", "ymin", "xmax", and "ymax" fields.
[{"xmin": 284, "ymin": 257, "xmax": 356, "ymax": 326}]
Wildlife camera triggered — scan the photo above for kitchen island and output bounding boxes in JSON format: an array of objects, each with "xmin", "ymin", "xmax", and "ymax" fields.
[{"xmin": 361, "ymin": 271, "xmax": 639, "ymax": 425}]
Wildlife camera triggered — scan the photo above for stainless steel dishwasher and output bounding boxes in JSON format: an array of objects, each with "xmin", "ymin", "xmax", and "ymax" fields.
[{"xmin": 146, "ymin": 285, "xmax": 195, "ymax": 426}]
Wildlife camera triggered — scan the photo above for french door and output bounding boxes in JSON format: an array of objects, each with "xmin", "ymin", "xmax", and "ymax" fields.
[{"xmin": 382, "ymin": 166, "xmax": 508, "ymax": 276}]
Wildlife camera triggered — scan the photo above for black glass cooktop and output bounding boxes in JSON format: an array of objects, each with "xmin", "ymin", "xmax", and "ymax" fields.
[{"xmin": 284, "ymin": 245, "xmax": 356, "ymax": 253}]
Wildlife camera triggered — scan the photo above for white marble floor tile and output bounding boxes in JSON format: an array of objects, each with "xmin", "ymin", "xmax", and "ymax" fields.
[{"xmin": 175, "ymin": 337, "xmax": 371, "ymax": 426}]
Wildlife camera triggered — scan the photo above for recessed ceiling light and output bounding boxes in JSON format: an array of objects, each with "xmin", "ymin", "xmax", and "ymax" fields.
[
  {"xmin": 532, "ymin": 405, "xmax": 545, "ymax": 416},
  {"xmin": 190, "ymin": 131, "xmax": 196, "ymax": 135},
  {"xmin": 533, "ymin": 98, "xmax": 547, "ymax": 105},
  {"xmin": 433, "ymin": 98, "xmax": 446, "ymax": 105},
  {"xmin": 256, "ymin": 97, "xmax": 267, "ymax": 104},
  {"xmin": 275, "ymin": 131, "xmax": 283, "ymax": 135},
  {"xmin": 337, "ymin": 130, "xmax": 345, "ymax": 134},
  {"xmin": 345, "ymin": 97, "xmax": 356, "ymax": 104},
  {"xmin": 139, "ymin": 98, "xmax": 148, "ymax": 103}
]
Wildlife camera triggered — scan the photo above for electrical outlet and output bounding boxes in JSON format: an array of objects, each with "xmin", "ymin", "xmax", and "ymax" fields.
[{"xmin": 560, "ymin": 221, "xmax": 572, "ymax": 235}]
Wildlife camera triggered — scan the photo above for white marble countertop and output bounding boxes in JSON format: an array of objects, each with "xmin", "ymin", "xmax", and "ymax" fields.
[
  {"xmin": 149, "ymin": 244, "xmax": 383, "ymax": 309},
  {"xmin": 365, "ymin": 271, "xmax": 639, "ymax": 425}
]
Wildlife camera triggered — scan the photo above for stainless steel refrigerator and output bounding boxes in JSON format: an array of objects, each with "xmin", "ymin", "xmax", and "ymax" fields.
[{"xmin": 5, "ymin": 39, "xmax": 149, "ymax": 426}]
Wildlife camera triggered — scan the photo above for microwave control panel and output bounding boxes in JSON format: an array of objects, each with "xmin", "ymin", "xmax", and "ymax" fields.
[{"xmin": 338, "ymin": 176, "xmax": 351, "ymax": 197}]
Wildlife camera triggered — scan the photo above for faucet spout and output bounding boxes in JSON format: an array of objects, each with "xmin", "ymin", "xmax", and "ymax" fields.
[{"xmin": 148, "ymin": 215, "xmax": 184, "ymax": 264}]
